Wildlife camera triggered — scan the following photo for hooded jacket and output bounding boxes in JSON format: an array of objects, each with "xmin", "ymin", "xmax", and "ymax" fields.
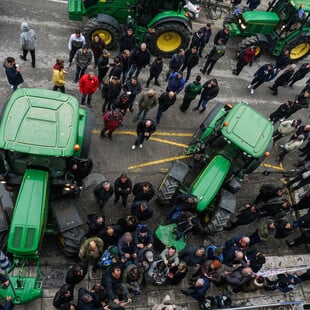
[{"xmin": 20, "ymin": 22, "xmax": 37, "ymax": 50}]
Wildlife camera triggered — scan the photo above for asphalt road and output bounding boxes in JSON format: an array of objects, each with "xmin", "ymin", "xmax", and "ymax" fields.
[{"xmin": 0, "ymin": 0, "xmax": 309, "ymax": 289}]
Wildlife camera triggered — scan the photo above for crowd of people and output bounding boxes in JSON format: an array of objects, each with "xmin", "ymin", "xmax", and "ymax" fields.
[{"xmin": 1, "ymin": 1, "xmax": 310, "ymax": 308}]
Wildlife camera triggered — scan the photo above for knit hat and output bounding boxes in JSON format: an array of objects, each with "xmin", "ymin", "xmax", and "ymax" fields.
[
  {"xmin": 109, "ymin": 246, "xmax": 119, "ymax": 256},
  {"xmin": 212, "ymin": 259, "xmax": 221, "ymax": 269}
]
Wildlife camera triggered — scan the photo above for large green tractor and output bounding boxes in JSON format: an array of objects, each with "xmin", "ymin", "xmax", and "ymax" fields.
[
  {"xmin": 68, "ymin": 0, "xmax": 192, "ymax": 57},
  {"xmin": 225, "ymin": 0, "xmax": 310, "ymax": 60},
  {"xmin": 156, "ymin": 103, "xmax": 273, "ymax": 241},
  {"xmin": 0, "ymin": 89, "xmax": 94, "ymax": 303}
]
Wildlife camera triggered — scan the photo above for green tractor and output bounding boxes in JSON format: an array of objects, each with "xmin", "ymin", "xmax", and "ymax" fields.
[
  {"xmin": 156, "ymin": 103, "xmax": 273, "ymax": 245},
  {"xmin": 68, "ymin": 0, "xmax": 192, "ymax": 57},
  {"xmin": 0, "ymin": 88, "xmax": 94, "ymax": 304},
  {"xmin": 225, "ymin": 0, "xmax": 310, "ymax": 60}
]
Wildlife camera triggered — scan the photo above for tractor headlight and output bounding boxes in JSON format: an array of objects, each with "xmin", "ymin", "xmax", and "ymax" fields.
[
  {"xmin": 0, "ymin": 174, "xmax": 7, "ymax": 184},
  {"xmin": 64, "ymin": 183, "xmax": 71, "ymax": 191},
  {"xmin": 240, "ymin": 23, "xmax": 246, "ymax": 30}
]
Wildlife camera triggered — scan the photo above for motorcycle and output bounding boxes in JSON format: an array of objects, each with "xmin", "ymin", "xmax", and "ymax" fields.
[{"xmin": 184, "ymin": 0, "xmax": 201, "ymax": 19}]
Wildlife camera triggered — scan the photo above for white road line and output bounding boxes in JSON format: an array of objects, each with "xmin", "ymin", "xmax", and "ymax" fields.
[{"xmin": 48, "ymin": 0, "xmax": 68, "ymax": 3}]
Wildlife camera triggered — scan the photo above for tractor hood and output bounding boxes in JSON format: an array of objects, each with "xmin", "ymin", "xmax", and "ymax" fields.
[
  {"xmin": 228, "ymin": 11, "xmax": 279, "ymax": 36},
  {"xmin": 0, "ymin": 88, "xmax": 80, "ymax": 157}
]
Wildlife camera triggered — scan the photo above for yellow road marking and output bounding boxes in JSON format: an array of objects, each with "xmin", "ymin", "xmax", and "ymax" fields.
[
  {"xmin": 128, "ymin": 155, "xmax": 192, "ymax": 170},
  {"xmin": 92, "ymin": 129, "xmax": 192, "ymax": 136},
  {"xmin": 260, "ymin": 163, "xmax": 284, "ymax": 171},
  {"xmin": 149, "ymin": 137, "xmax": 188, "ymax": 148}
]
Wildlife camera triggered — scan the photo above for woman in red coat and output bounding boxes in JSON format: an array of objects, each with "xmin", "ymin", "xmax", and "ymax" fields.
[{"xmin": 79, "ymin": 72, "xmax": 99, "ymax": 107}]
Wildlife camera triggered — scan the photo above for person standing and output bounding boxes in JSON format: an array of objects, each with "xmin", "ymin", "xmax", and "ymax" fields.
[
  {"xmin": 123, "ymin": 76, "xmax": 142, "ymax": 112},
  {"xmin": 132, "ymin": 89, "xmax": 158, "ymax": 122},
  {"xmin": 74, "ymin": 44, "xmax": 93, "ymax": 83},
  {"xmin": 165, "ymin": 49, "xmax": 185, "ymax": 81},
  {"xmin": 119, "ymin": 49, "xmax": 131, "ymax": 84},
  {"xmin": 248, "ymin": 63, "xmax": 277, "ymax": 95},
  {"xmin": 200, "ymin": 38, "xmax": 225, "ymax": 75},
  {"xmin": 213, "ymin": 27, "xmax": 230, "ymax": 45},
  {"xmin": 101, "ymin": 108, "xmax": 124, "ymax": 140},
  {"xmin": 3, "ymin": 57, "xmax": 24, "ymax": 91},
  {"xmin": 52, "ymin": 58, "xmax": 66, "ymax": 93},
  {"xmin": 94, "ymin": 180, "xmax": 114, "ymax": 209},
  {"xmin": 114, "ymin": 174, "xmax": 132, "ymax": 207},
  {"xmin": 278, "ymin": 134, "xmax": 305, "ymax": 163},
  {"xmin": 288, "ymin": 62, "xmax": 310, "ymax": 88},
  {"xmin": 101, "ymin": 76, "xmax": 122, "ymax": 112},
  {"xmin": 180, "ymin": 75, "xmax": 202, "ymax": 112},
  {"xmin": 131, "ymin": 119, "xmax": 156, "ymax": 149},
  {"xmin": 166, "ymin": 71, "xmax": 186, "ymax": 94},
  {"xmin": 127, "ymin": 43, "xmax": 151, "ymax": 80},
  {"xmin": 156, "ymin": 91, "xmax": 176, "ymax": 125},
  {"xmin": 198, "ymin": 23, "xmax": 212, "ymax": 58},
  {"xmin": 119, "ymin": 28, "xmax": 137, "ymax": 53},
  {"xmin": 68, "ymin": 29, "xmax": 86, "ymax": 67},
  {"xmin": 97, "ymin": 49, "xmax": 111, "ymax": 86},
  {"xmin": 91, "ymin": 34, "xmax": 105, "ymax": 68},
  {"xmin": 268, "ymin": 64, "xmax": 296, "ymax": 95},
  {"xmin": 193, "ymin": 79, "xmax": 219, "ymax": 113},
  {"xmin": 79, "ymin": 72, "xmax": 99, "ymax": 108},
  {"xmin": 273, "ymin": 119, "xmax": 301, "ymax": 143},
  {"xmin": 146, "ymin": 57, "xmax": 163, "ymax": 87},
  {"xmin": 189, "ymin": 30, "xmax": 203, "ymax": 50},
  {"xmin": 180, "ymin": 46, "xmax": 199, "ymax": 82},
  {"xmin": 19, "ymin": 22, "xmax": 37, "ymax": 68},
  {"xmin": 233, "ymin": 45, "xmax": 256, "ymax": 76},
  {"xmin": 109, "ymin": 57, "xmax": 122, "ymax": 79},
  {"xmin": 132, "ymin": 182, "xmax": 155, "ymax": 202}
]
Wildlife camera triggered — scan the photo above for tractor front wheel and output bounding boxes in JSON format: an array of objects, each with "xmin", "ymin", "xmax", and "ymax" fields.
[
  {"xmin": 285, "ymin": 36, "xmax": 310, "ymax": 61},
  {"xmin": 150, "ymin": 23, "xmax": 190, "ymax": 57},
  {"xmin": 237, "ymin": 35, "xmax": 267, "ymax": 59},
  {"xmin": 84, "ymin": 18, "xmax": 120, "ymax": 50}
]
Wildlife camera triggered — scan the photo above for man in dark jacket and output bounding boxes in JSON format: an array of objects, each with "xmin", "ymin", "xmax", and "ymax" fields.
[
  {"xmin": 114, "ymin": 173, "xmax": 132, "ymax": 207},
  {"xmin": 165, "ymin": 49, "xmax": 185, "ymax": 81},
  {"xmin": 123, "ymin": 76, "xmax": 142, "ymax": 112},
  {"xmin": 66, "ymin": 261, "xmax": 88, "ymax": 287},
  {"xmin": 213, "ymin": 27, "xmax": 230, "ymax": 45},
  {"xmin": 146, "ymin": 57, "xmax": 163, "ymax": 87},
  {"xmin": 131, "ymin": 119, "xmax": 156, "ymax": 149},
  {"xmin": 198, "ymin": 23, "xmax": 212, "ymax": 57},
  {"xmin": 3, "ymin": 57, "xmax": 24, "ymax": 91},
  {"xmin": 119, "ymin": 49, "xmax": 131, "ymax": 84},
  {"xmin": 131, "ymin": 201, "xmax": 154, "ymax": 221},
  {"xmin": 97, "ymin": 49, "xmax": 111, "ymax": 85},
  {"xmin": 289, "ymin": 90, "xmax": 310, "ymax": 116},
  {"xmin": 200, "ymin": 38, "xmax": 226, "ymax": 75},
  {"xmin": 155, "ymin": 91, "xmax": 176, "ymax": 124},
  {"xmin": 179, "ymin": 246, "xmax": 206, "ymax": 267},
  {"xmin": 127, "ymin": 43, "xmax": 150, "ymax": 79},
  {"xmin": 269, "ymin": 64, "xmax": 296, "ymax": 95},
  {"xmin": 119, "ymin": 28, "xmax": 136, "ymax": 53},
  {"xmin": 245, "ymin": 249, "xmax": 266, "ymax": 272},
  {"xmin": 93, "ymin": 180, "xmax": 114, "ymax": 209},
  {"xmin": 134, "ymin": 223, "xmax": 154, "ymax": 249},
  {"xmin": 102, "ymin": 266, "xmax": 132, "ymax": 309},
  {"xmin": 132, "ymin": 181, "xmax": 155, "ymax": 201},
  {"xmin": 181, "ymin": 278, "xmax": 210, "ymax": 301},
  {"xmin": 269, "ymin": 100, "xmax": 293, "ymax": 123},
  {"xmin": 101, "ymin": 76, "xmax": 122, "ymax": 112},
  {"xmin": 98, "ymin": 225, "xmax": 123, "ymax": 248},
  {"xmin": 166, "ymin": 71, "xmax": 186, "ymax": 94},
  {"xmin": 189, "ymin": 30, "xmax": 203, "ymax": 50},
  {"xmin": 193, "ymin": 79, "xmax": 219, "ymax": 113},
  {"xmin": 288, "ymin": 62, "xmax": 310, "ymax": 88},
  {"xmin": 117, "ymin": 232, "xmax": 138, "ymax": 263},
  {"xmin": 180, "ymin": 46, "xmax": 199, "ymax": 82}
]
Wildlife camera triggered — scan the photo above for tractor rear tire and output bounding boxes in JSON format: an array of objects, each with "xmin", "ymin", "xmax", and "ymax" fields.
[
  {"xmin": 206, "ymin": 207, "xmax": 231, "ymax": 234},
  {"xmin": 84, "ymin": 18, "xmax": 120, "ymax": 50},
  {"xmin": 285, "ymin": 36, "xmax": 310, "ymax": 61},
  {"xmin": 157, "ymin": 176, "xmax": 180, "ymax": 205},
  {"xmin": 237, "ymin": 35, "xmax": 267, "ymax": 59},
  {"xmin": 60, "ymin": 226, "xmax": 86, "ymax": 257},
  {"xmin": 80, "ymin": 107, "xmax": 94, "ymax": 158},
  {"xmin": 150, "ymin": 23, "xmax": 191, "ymax": 58}
]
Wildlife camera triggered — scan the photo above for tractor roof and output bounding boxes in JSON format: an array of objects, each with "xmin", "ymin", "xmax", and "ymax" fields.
[
  {"xmin": 0, "ymin": 88, "xmax": 80, "ymax": 157},
  {"xmin": 221, "ymin": 103, "xmax": 273, "ymax": 158}
]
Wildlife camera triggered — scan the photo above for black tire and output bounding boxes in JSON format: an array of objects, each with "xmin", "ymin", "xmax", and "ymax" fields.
[
  {"xmin": 189, "ymin": 103, "xmax": 225, "ymax": 145},
  {"xmin": 80, "ymin": 107, "xmax": 94, "ymax": 158},
  {"xmin": 157, "ymin": 176, "xmax": 180, "ymax": 205},
  {"xmin": 60, "ymin": 226, "xmax": 86, "ymax": 257},
  {"xmin": 206, "ymin": 207, "xmax": 231, "ymax": 234},
  {"xmin": 84, "ymin": 17, "xmax": 120, "ymax": 50},
  {"xmin": 149, "ymin": 22, "xmax": 191, "ymax": 58},
  {"xmin": 209, "ymin": 5, "xmax": 222, "ymax": 20},
  {"xmin": 237, "ymin": 35, "xmax": 267, "ymax": 58},
  {"xmin": 285, "ymin": 36, "xmax": 310, "ymax": 61}
]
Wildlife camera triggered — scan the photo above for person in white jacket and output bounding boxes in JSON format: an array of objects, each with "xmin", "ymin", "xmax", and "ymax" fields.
[
  {"xmin": 273, "ymin": 119, "xmax": 302, "ymax": 143},
  {"xmin": 278, "ymin": 134, "xmax": 305, "ymax": 162}
]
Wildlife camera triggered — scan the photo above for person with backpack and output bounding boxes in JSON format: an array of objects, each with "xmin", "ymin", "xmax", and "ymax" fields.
[{"xmin": 100, "ymin": 108, "xmax": 124, "ymax": 140}]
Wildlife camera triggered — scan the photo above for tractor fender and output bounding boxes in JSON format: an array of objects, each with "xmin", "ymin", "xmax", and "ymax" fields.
[
  {"xmin": 96, "ymin": 14, "xmax": 121, "ymax": 33},
  {"xmin": 255, "ymin": 33, "xmax": 269, "ymax": 49},
  {"xmin": 217, "ymin": 188, "xmax": 237, "ymax": 213},
  {"xmin": 150, "ymin": 16, "xmax": 192, "ymax": 32},
  {"xmin": 167, "ymin": 160, "xmax": 189, "ymax": 183}
]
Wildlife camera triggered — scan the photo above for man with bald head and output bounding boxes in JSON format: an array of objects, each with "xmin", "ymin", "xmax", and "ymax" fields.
[
  {"xmin": 156, "ymin": 91, "xmax": 176, "ymax": 125},
  {"xmin": 133, "ymin": 89, "xmax": 158, "ymax": 122},
  {"xmin": 132, "ymin": 119, "xmax": 156, "ymax": 149}
]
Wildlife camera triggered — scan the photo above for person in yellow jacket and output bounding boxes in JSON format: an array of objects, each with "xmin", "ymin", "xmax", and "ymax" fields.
[{"xmin": 52, "ymin": 58, "xmax": 66, "ymax": 93}]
